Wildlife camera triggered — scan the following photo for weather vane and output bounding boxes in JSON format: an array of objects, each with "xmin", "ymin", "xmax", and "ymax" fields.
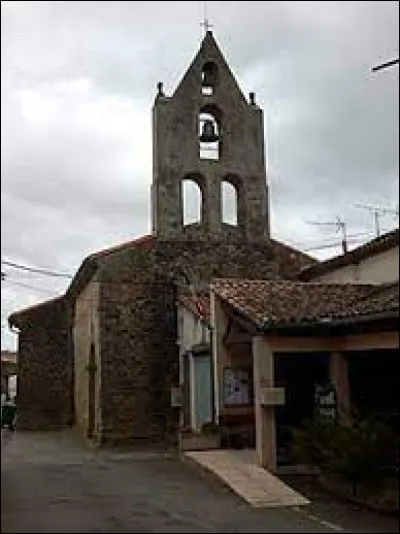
[{"xmin": 200, "ymin": 1, "xmax": 213, "ymax": 35}]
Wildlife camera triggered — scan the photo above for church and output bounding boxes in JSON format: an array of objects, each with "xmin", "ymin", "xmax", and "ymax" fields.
[{"xmin": 8, "ymin": 31, "xmax": 325, "ymax": 447}]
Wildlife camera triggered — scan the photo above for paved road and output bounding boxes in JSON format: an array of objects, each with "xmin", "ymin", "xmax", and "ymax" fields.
[{"xmin": 1, "ymin": 430, "xmax": 398, "ymax": 533}]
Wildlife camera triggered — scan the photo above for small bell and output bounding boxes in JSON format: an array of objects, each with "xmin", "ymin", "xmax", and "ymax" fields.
[{"xmin": 199, "ymin": 120, "xmax": 219, "ymax": 143}]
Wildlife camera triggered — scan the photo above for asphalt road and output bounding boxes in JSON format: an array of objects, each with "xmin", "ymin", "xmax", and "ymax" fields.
[{"xmin": 1, "ymin": 430, "xmax": 398, "ymax": 533}]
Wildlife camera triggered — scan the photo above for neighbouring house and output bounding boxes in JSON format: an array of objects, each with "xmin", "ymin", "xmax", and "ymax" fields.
[
  {"xmin": 299, "ymin": 228, "xmax": 399, "ymax": 284},
  {"xmin": 8, "ymin": 31, "xmax": 315, "ymax": 446},
  {"xmin": 178, "ymin": 278, "xmax": 398, "ymax": 469}
]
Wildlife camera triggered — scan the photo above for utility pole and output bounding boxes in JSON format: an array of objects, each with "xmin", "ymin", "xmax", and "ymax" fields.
[
  {"xmin": 355, "ymin": 204, "xmax": 399, "ymax": 237},
  {"xmin": 306, "ymin": 217, "xmax": 348, "ymax": 254}
]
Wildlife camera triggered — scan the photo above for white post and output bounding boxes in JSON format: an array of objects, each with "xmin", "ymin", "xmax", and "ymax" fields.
[{"xmin": 252, "ymin": 336, "xmax": 277, "ymax": 470}]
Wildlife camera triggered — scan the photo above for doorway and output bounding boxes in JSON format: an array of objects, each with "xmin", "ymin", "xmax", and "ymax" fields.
[
  {"xmin": 274, "ymin": 352, "xmax": 330, "ymax": 465},
  {"xmin": 193, "ymin": 353, "xmax": 213, "ymax": 430}
]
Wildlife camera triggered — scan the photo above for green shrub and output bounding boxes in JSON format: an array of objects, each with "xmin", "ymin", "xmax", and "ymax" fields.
[
  {"xmin": 291, "ymin": 416, "xmax": 335, "ymax": 467},
  {"xmin": 291, "ymin": 411, "xmax": 398, "ymax": 497}
]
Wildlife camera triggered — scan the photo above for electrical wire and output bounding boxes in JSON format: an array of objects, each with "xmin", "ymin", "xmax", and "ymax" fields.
[
  {"xmin": 1, "ymin": 259, "xmax": 73, "ymax": 279},
  {"xmin": 2, "ymin": 279, "xmax": 57, "ymax": 295}
]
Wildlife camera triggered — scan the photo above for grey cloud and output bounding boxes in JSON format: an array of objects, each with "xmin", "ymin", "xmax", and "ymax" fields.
[{"xmin": 1, "ymin": 1, "xmax": 398, "ymax": 349}]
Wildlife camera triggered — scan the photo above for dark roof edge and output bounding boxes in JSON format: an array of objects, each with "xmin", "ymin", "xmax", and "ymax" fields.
[
  {"xmin": 261, "ymin": 309, "xmax": 399, "ymax": 333},
  {"xmin": 66, "ymin": 234, "xmax": 156, "ymax": 299},
  {"xmin": 211, "ymin": 287, "xmax": 263, "ymax": 331},
  {"xmin": 8, "ymin": 295, "xmax": 66, "ymax": 328},
  {"xmin": 298, "ymin": 228, "xmax": 399, "ymax": 280}
]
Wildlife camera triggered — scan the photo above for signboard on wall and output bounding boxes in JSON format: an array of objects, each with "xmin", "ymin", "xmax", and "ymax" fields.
[
  {"xmin": 223, "ymin": 367, "xmax": 251, "ymax": 406},
  {"xmin": 314, "ymin": 382, "xmax": 338, "ymax": 424}
]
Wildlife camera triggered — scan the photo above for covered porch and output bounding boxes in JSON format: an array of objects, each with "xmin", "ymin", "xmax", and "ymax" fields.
[{"xmin": 210, "ymin": 279, "xmax": 399, "ymax": 471}]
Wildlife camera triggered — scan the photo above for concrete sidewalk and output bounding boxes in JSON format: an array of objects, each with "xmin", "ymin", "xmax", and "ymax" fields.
[{"xmin": 184, "ymin": 449, "xmax": 310, "ymax": 508}]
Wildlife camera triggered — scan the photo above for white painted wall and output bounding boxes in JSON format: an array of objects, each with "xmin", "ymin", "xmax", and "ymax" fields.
[
  {"xmin": 314, "ymin": 246, "xmax": 399, "ymax": 284},
  {"xmin": 177, "ymin": 305, "xmax": 210, "ymax": 431},
  {"xmin": 177, "ymin": 306, "xmax": 210, "ymax": 353}
]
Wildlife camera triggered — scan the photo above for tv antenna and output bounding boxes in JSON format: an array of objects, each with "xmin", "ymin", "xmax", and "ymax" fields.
[
  {"xmin": 306, "ymin": 217, "xmax": 348, "ymax": 254},
  {"xmin": 355, "ymin": 204, "xmax": 399, "ymax": 237}
]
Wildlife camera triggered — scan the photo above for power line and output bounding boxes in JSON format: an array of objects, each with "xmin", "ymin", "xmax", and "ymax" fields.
[
  {"xmin": 355, "ymin": 204, "xmax": 399, "ymax": 237},
  {"xmin": 305, "ymin": 217, "xmax": 348, "ymax": 254},
  {"xmin": 291, "ymin": 230, "xmax": 376, "ymax": 251},
  {"xmin": 2, "ymin": 279, "xmax": 57, "ymax": 295},
  {"xmin": 303, "ymin": 237, "xmax": 368, "ymax": 252},
  {"xmin": 371, "ymin": 58, "xmax": 399, "ymax": 72},
  {"xmin": 1, "ymin": 259, "xmax": 73, "ymax": 279}
]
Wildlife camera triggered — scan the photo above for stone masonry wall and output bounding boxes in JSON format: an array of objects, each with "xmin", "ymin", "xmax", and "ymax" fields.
[
  {"xmin": 95, "ymin": 236, "xmax": 307, "ymax": 447},
  {"xmin": 14, "ymin": 298, "xmax": 72, "ymax": 430}
]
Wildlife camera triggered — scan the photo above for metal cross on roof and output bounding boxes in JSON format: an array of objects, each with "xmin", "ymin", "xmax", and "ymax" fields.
[{"xmin": 200, "ymin": 1, "xmax": 213, "ymax": 35}]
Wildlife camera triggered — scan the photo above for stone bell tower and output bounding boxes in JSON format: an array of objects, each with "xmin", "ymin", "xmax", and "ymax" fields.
[{"xmin": 151, "ymin": 30, "xmax": 270, "ymax": 242}]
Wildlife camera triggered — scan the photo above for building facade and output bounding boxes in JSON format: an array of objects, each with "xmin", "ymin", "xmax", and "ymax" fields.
[{"xmin": 9, "ymin": 32, "xmax": 313, "ymax": 446}]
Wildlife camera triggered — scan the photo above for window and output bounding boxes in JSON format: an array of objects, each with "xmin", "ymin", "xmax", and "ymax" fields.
[
  {"xmin": 221, "ymin": 181, "xmax": 238, "ymax": 225},
  {"xmin": 182, "ymin": 177, "xmax": 203, "ymax": 225},
  {"xmin": 201, "ymin": 62, "xmax": 218, "ymax": 96}
]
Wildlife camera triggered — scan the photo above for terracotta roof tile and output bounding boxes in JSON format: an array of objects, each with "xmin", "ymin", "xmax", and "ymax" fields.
[
  {"xmin": 178, "ymin": 294, "xmax": 210, "ymax": 322},
  {"xmin": 211, "ymin": 279, "xmax": 399, "ymax": 329}
]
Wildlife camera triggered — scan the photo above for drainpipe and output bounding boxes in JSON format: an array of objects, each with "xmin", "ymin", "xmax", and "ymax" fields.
[{"xmin": 208, "ymin": 320, "xmax": 216, "ymax": 425}]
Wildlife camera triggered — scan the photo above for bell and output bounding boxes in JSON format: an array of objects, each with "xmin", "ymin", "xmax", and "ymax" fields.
[{"xmin": 199, "ymin": 120, "xmax": 219, "ymax": 143}]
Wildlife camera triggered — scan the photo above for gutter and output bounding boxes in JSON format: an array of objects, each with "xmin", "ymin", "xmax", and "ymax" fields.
[{"xmin": 260, "ymin": 310, "xmax": 399, "ymax": 333}]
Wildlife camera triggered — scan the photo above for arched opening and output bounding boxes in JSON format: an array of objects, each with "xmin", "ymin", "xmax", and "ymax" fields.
[
  {"xmin": 221, "ymin": 180, "xmax": 238, "ymax": 226},
  {"xmin": 182, "ymin": 178, "xmax": 203, "ymax": 226},
  {"xmin": 198, "ymin": 104, "xmax": 222, "ymax": 161},
  {"xmin": 201, "ymin": 62, "xmax": 218, "ymax": 96}
]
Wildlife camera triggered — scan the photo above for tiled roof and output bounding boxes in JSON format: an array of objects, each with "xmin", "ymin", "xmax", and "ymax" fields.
[
  {"xmin": 299, "ymin": 228, "xmax": 399, "ymax": 281},
  {"xmin": 211, "ymin": 278, "xmax": 399, "ymax": 329},
  {"xmin": 178, "ymin": 294, "xmax": 211, "ymax": 322}
]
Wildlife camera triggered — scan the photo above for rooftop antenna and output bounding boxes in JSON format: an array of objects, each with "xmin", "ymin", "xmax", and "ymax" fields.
[
  {"xmin": 306, "ymin": 216, "xmax": 348, "ymax": 254},
  {"xmin": 355, "ymin": 204, "xmax": 399, "ymax": 237},
  {"xmin": 200, "ymin": 1, "xmax": 213, "ymax": 36}
]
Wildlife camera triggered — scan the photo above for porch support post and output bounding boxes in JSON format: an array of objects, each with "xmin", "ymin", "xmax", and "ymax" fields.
[
  {"xmin": 330, "ymin": 351, "xmax": 350, "ymax": 421},
  {"xmin": 252, "ymin": 336, "xmax": 277, "ymax": 471},
  {"xmin": 210, "ymin": 291, "xmax": 230, "ymax": 423}
]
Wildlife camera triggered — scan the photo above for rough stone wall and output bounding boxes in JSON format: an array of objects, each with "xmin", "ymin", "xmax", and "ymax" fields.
[
  {"xmin": 73, "ymin": 279, "xmax": 101, "ymax": 442},
  {"xmin": 14, "ymin": 299, "xmax": 72, "ymax": 430},
  {"xmin": 95, "ymin": 236, "xmax": 305, "ymax": 446},
  {"xmin": 152, "ymin": 31, "xmax": 270, "ymax": 242}
]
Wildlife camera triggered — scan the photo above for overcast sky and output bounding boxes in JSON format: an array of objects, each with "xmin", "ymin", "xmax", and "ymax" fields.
[{"xmin": 1, "ymin": 1, "xmax": 399, "ymax": 350}]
